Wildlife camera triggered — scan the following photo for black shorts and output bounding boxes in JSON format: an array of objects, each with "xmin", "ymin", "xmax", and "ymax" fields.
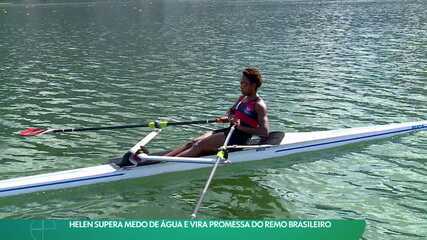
[{"xmin": 212, "ymin": 127, "xmax": 252, "ymax": 145}]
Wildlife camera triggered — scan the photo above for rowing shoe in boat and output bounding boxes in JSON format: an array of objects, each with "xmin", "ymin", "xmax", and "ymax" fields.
[{"xmin": 0, "ymin": 121, "xmax": 425, "ymax": 198}]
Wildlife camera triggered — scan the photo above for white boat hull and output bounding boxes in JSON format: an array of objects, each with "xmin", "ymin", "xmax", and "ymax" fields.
[{"xmin": 0, "ymin": 121, "xmax": 425, "ymax": 197}]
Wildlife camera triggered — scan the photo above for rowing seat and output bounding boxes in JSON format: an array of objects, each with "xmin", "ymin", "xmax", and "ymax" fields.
[{"xmin": 248, "ymin": 131, "xmax": 285, "ymax": 145}]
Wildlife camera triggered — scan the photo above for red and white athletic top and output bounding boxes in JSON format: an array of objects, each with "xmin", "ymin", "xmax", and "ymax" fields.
[{"xmin": 230, "ymin": 95, "xmax": 260, "ymax": 128}]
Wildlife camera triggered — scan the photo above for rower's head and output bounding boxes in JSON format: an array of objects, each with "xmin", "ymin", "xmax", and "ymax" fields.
[{"xmin": 240, "ymin": 68, "xmax": 262, "ymax": 96}]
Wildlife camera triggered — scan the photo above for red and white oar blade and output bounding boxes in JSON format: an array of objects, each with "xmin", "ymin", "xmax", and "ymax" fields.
[{"xmin": 19, "ymin": 128, "xmax": 49, "ymax": 137}]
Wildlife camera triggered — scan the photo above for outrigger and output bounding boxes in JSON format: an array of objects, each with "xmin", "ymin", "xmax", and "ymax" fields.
[{"xmin": 1, "ymin": 120, "xmax": 426, "ymax": 216}]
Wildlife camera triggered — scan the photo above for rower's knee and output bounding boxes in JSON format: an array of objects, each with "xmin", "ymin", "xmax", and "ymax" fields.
[
  {"xmin": 189, "ymin": 140, "xmax": 203, "ymax": 153},
  {"xmin": 184, "ymin": 141, "xmax": 194, "ymax": 148}
]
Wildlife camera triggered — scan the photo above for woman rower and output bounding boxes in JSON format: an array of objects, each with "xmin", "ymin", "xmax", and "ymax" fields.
[{"xmin": 165, "ymin": 67, "xmax": 270, "ymax": 157}]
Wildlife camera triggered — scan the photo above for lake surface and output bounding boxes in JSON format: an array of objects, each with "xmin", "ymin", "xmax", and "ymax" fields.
[{"xmin": 0, "ymin": 0, "xmax": 426, "ymax": 239}]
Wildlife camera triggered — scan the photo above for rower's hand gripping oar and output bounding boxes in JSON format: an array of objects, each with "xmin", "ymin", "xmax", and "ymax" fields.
[
  {"xmin": 19, "ymin": 119, "xmax": 219, "ymax": 137},
  {"xmin": 191, "ymin": 125, "xmax": 236, "ymax": 219}
]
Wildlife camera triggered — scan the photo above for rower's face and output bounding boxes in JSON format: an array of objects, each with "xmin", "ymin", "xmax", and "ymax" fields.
[{"xmin": 240, "ymin": 77, "xmax": 256, "ymax": 95}]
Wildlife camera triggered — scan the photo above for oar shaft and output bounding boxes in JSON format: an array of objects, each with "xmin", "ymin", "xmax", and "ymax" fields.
[
  {"xmin": 21, "ymin": 119, "xmax": 219, "ymax": 136},
  {"xmin": 191, "ymin": 126, "xmax": 236, "ymax": 219},
  {"xmin": 51, "ymin": 124, "xmax": 150, "ymax": 133},
  {"xmin": 54, "ymin": 120, "xmax": 217, "ymax": 132},
  {"xmin": 169, "ymin": 119, "xmax": 217, "ymax": 126}
]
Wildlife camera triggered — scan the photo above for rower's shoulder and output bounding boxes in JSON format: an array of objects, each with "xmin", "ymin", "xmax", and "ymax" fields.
[
  {"xmin": 255, "ymin": 96, "xmax": 266, "ymax": 104},
  {"xmin": 255, "ymin": 97, "xmax": 267, "ymax": 110}
]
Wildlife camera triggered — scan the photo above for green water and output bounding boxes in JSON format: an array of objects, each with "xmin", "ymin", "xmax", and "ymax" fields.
[{"xmin": 0, "ymin": 0, "xmax": 426, "ymax": 239}]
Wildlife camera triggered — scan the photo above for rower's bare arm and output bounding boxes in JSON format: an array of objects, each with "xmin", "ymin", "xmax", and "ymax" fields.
[
  {"xmin": 255, "ymin": 100, "xmax": 269, "ymax": 137},
  {"xmin": 216, "ymin": 116, "xmax": 229, "ymax": 123}
]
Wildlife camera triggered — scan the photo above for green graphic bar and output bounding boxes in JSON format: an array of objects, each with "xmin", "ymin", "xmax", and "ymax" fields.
[{"xmin": 1, "ymin": 220, "xmax": 365, "ymax": 240}]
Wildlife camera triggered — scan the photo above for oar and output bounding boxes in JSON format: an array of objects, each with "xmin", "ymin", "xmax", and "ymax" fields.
[
  {"xmin": 19, "ymin": 119, "xmax": 219, "ymax": 137},
  {"xmin": 191, "ymin": 125, "xmax": 236, "ymax": 219}
]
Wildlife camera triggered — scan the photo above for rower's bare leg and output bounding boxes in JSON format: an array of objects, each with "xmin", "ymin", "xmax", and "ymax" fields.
[
  {"xmin": 165, "ymin": 131, "xmax": 213, "ymax": 157},
  {"xmin": 164, "ymin": 142, "xmax": 192, "ymax": 156},
  {"xmin": 176, "ymin": 132, "xmax": 225, "ymax": 157}
]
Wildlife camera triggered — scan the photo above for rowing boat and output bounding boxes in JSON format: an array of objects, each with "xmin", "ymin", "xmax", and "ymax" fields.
[{"xmin": 1, "ymin": 121, "xmax": 425, "ymax": 198}]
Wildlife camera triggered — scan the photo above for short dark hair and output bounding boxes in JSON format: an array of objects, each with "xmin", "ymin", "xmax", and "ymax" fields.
[{"xmin": 242, "ymin": 68, "xmax": 262, "ymax": 88}]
